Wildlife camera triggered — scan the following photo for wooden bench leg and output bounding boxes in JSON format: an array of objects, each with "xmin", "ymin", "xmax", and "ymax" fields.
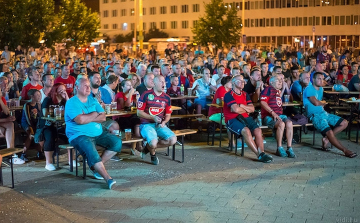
[
  {"xmin": 70, "ymin": 148, "xmax": 73, "ymax": 173},
  {"xmin": 166, "ymin": 147, "xmax": 169, "ymax": 156},
  {"xmin": 75, "ymin": 149, "xmax": 78, "ymax": 177},
  {"xmin": 172, "ymin": 144, "xmax": 175, "ymax": 161},
  {"xmin": 241, "ymin": 136, "xmax": 245, "ymax": 157},
  {"xmin": 83, "ymin": 158, "xmax": 86, "ymax": 179},
  {"xmin": 230, "ymin": 133, "xmax": 233, "ymax": 152},
  {"xmin": 313, "ymin": 129, "xmax": 315, "ymax": 145}
]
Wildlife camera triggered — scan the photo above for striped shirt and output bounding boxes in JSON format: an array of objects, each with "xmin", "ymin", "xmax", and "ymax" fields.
[{"xmin": 260, "ymin": 85, "xmax": 283, "ymax": 119}]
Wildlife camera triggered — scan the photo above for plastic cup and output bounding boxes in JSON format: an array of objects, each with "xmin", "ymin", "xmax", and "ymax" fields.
[
  {"xmin": 187, "ymin": 88, "xmax": 192, "ymax": 96},
  {"xmin": 284, "ymin": 95, "xmax": 290, "ymax": 104},
  {"xmin": 105, "ymin": 104, "xmax": 111, "ymax": 114},
  {"xmin": 111, "ymin": 102, "xmax": 117, "ymax": 111},
  {"xmin": 125, "ymin": 129, "xmax": 132, "ymax": 140},
  {"xmin": 54, "ymin": 108, "xmax": 62, "ymax": 120}
]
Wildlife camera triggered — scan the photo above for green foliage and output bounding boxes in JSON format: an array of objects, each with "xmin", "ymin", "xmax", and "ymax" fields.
[
  {"xmin": 113, "ymin": 28, "xmax": 169, "ymax": 43},
  {"xmin": 0, "ymin": 0, "xmax": 56, "ymax": 49},
  {"xmin": 144, "ymin": 28, "xmax": 168, "ymax": 42},
  {"xmin": 56, "ymin": 0, "xmax": 100, "ymax": 47},
  {"xmin": 0, "ymin": 0, "xmax": 100, "ymax": 50},
  {"xmin": 192, "ymin": 0, "xmax": 242, "ymax": 48}
]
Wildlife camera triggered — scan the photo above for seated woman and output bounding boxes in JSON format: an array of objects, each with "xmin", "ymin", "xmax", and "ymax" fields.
[
  {"xmin": 40, "ymin": 83, "xmax": 75, "ymax": 170},
  {"xmin": 4, "ymin": 72, "xmax": 20, "ymax": 99},
  {"xmin": 20, "ymin": 89, "xmax": 44, "ymax": 162},
  {"xmin": 115, "ymin": 80, "xmax": 141, "ymax": 148},
  {"xmin": 191, "ymin": 68, "xmax": 212, "ymax": 114},
  {"xmin": 167, "ymin": 76, "xmax": 186, "ymax": 114},
  {"xmin": 0, "ymin": 76, "xmax": 16, "ymax": 153},
  {"xmin": 127, "ymin": 73, "xmax": 141, "ymax": 89}
]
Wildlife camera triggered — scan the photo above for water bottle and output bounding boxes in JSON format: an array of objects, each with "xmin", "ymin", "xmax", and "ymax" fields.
[
  {"xmin": 257, "ymin": 111, "xmax": 262, "ymax": 126},
  {"xmin": 180, "ymin": 84, "xmax": 184, "ymax": 96},
  {"xmin": 5, "ymin": 92, "xmax": 9, "ymax": 101}
]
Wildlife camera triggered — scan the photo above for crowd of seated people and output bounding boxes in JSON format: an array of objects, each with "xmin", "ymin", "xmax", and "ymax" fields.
[{"xmin": 0, "ymin": 43, "xmax": 359, "ymax": 189}]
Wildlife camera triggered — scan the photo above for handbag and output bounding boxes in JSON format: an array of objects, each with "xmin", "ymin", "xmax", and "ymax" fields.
[{"xmin": 288, "ymin": 114, "xmax": 308, "ymax": 125}]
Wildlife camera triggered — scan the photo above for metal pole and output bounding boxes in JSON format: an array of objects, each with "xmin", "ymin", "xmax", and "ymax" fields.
[
  {"xmin": 139, "ymin": 0, "xmax": 143, "ymax": 50},
  {"xmin": 242, "ymin": 0, "xmax": 245, "ymax": 45},
  {"xmin": 133, "ymin": 0, "xmax": 137, "ymax": 54}
]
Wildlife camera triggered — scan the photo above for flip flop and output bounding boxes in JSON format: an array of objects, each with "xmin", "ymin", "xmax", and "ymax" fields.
[
  {"xmin": 320, "ymin": 146, "xmax": 331, "ymax": 152},
  {"xmin": 345, "ymin": 152, "xmax": 357, "ymax": 158}
]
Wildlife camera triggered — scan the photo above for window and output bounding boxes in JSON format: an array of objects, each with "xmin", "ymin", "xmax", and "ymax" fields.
[
  {"xmin": 182, "ymin": 21, "xmax": 189, "ymax": 29},
  {"xmin": 335, "ymin": 16, "xmax": 339, "ymax": 25},
  {"xmin": 182, "ymin": 5, "xmax": 189, "ymax": 13},
  {"xmin": 193, "ymin": 20, "xmax": 198, "ymax": 27},
  {"xmin": 327, "ymin": 16, "xmax": 332, "ymax": 25},
  {"xmin": 130, "ymin": 8, "xmax": 135, "ymax": 16},
  {"xmin": 303, "ymin": 17, "xmax": 307, "ymax": 26},
  {"xmin": 112, "ymin": 24, "xmax": 118, "ymax": 29},
  {"xmin": 316, "ymin": 17, "xmax": 320, "ymax": 25},
  {"xmin": 171, "ymin": 21, "xmax": 177, "ymax": 29},
  {"xmin": 292, "ymin": 17, "xmax": 296, "ymax": 26},
  {"xmin": 150, "ymin": 22, "xmax": 156, "ymax": 29},
  {"xmin": 281, "ymin": 18, "xmax": 286, "ymax": 26},
  {"xmin": 121, "ymin": 9, "xmax": 126, "ymax": 16},
  {"xmin": 316, "ymin": 0, "xmax": 321, "ymax": 6},
  {"xmin": 309, "ymin": 0, "xmax": 315, "ymax": 6},
  {"xmin": 255, "ymin": 1, "xmax": 259, "ymax": 9},
  {"xmin": 259, "ymin": 1, "xmax": 264, "ymax": 8},
  {"xmin": 252, "ymin": 1, "xmax": 256, "ymax": 9},
  {"xmin": 143, "ymin": 23, "xmax": 146, "ymax": 30},
  {"xmin": 112, "ymin": 10, "xmax": 117, "ymax": 17},
  {"xmin": 275, "ymin": 18, "xmax": 279, "ymax": 26},
  {"xmin": 251, "ymin": 19, "xmax": 254, "ymax": 27},
  {"xmin": 270, "ymin": 18, "xmax": 274, "ymax": 26},
  {"xmin": 340, "ymin": 16, "xmax": 345, "ymax": 25},
  {"xmin": 346, "ymin": 16, "xmax": 351, "ymax": 24},
  {"xmin": 103, "ymin": 0, "xmax": 108, "ymax": 3},
  {"xmin": 112, "ymin": 0, "xmax": 117, "ymax": 2},
  {"xmin": 103, "ymin": 10, "xmax": 109, "ymax": 17},
  {"xmin": 193, "ymin": 4, "xmax": 200, "ymax": 12},
  {"xmin": 276, "ymin": 0, "xmax": 281, "ymax": 7},
  {"xmin": 255, "ymin": 19, "xmax": 259, "ymax": 27},
  {"xmin": 335, "ymin": 0, "xmax": 340, "ymax": 4},
  {"xmin": 298, "ymin": 17, "xmax": 302, "ymax": 26},
  {"xmin": 143, "ymin": 8, "xmax": 146, "ymax": 15},
  {"xmin": 271, "ymin": 0, "xmax": 275, "ymax": 8},
  {"xmin": 287, "ymin": 17, "xmax": 291, "ymax": 26},
  {"xmin": 160, "ymin": 6, "xmax": 167, "ymax": 14},
  {"xmin": 160, "ymin": 21, "xmax": 167, "ymax": 29},
  {"xmin": 171, "ymin": 5, "xmax": 177, "ymax": 13},
  {"xmin": 103, "ymin": 24, "xmax": 108, "ymax": 29},
  {"xmin": 131, "ymin": 23, "xmax": 135, "ymax": 30},
  {"xmin": 322, "ymin": 16, "xmax": 327, "ymax": 25},
  {"xmin": 266, "ymin": 18, "xmax": 270, "ymax": 27},
  {"xmin": 150, "ymin": 7, "xmax": 156, "ymax": 15},
  {"xmin": 354, "ymin": 15, "xmax": 358, "ymax": 24},
  {"xmin": 121, "ymin": 0, "xmax": 126, "ymax": 2},
  {"xmin": 309, "ymin": 17, "xmax": 313, "ymax": 25},
  {"xmin": 122, "ymin": 23, "xmax": 128, "ymax": 31},
  {"xmin": 299, "ymin": 0, "xmax": 304, "ymax": 7}
]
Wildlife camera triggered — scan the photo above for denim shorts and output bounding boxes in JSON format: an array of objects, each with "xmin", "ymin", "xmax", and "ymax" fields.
[
  {"xmin": 70, "ymin": 130, "xmax": 122, "ymax": 168},
  {"xmin": 310, "ymin": 112, "xmax": 343, "ymax": 136},
  {"xmin": 140, "ymin": 123, "xmax": 175, "ymax": 143},
  {"xmin": 263, "ymin": 114, "xmax": 289, "ymax": 129},
  {"xmin": 226, "ymin": 117, "xmax": 259, "ymax": 137}
]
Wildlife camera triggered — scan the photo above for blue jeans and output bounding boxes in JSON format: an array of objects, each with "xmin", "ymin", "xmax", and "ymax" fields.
[{"xmin": 70, "ymin": 131, "xmax": 122, "ymax": 168}]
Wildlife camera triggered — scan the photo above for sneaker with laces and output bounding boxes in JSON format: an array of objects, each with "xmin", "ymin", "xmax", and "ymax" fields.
[
  {"xmin": 276, "ymin": 147, "xmax": 288, "ymax": 157},
  {"xmin": 151, "ymin": 155, "xmax": 159, "ymax": 165},
  {"xmin": 107, "ymin": 179, "xmax": 116, "ymax": 190},
  {"xmin": 19, "ymin": 153, "xmax": 29, "ymax": 162},
  {"xmin": 90, "ymin": 169, "xmax": 104, "ymax": 180},
  {"xmin": 110, "ymin": 155, "xmax": 122, "ymax": 161},
  {"xmin": 140, "ymin": 146, "xmax": 150, "ymax": 159},
  {"xmin": 258, "ymin": 152, "xmax": 273, "ymax": 163},
  {"xmin": 12, "ymin": 157, "xmax": 25, "ymax": 165},
  {"xmin": 286, "ymin": 147, "xmax": 296, "ymax": 158},
  {"xmin": 45, "ymin": 163, "xmax": 56, "ymax": 171}
]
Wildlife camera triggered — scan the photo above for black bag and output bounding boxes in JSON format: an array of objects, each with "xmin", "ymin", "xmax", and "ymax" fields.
[{"xmin": 288, "ymin": 114, "xmax": 308, "ymax": 125}]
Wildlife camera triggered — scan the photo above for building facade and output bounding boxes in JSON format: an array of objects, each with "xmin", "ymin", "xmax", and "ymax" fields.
[{"xmin": 100, "ymin": 0, "xmax": 360, "ymax": 48}]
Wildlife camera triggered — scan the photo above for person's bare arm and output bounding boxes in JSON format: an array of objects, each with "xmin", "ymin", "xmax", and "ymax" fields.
[
  {"xmin": 74, "ymin": 112, "xmax": 106, "ymax": 125},
  {"xmin": 260, "ymin": 101, "xmax": 281, "ymax": 121},
  {"xmin": 230, "ymin": 103, "xmax": 254, "ymax": 114},
  {"xmin": 137, "ymin": 110, "xmax": 161, "ymax": 123},
  {"xmin": 354, "ymin": 83, "xmax": 360, "ymax": 91},
  {"xmin": 159, "ymin": 113, "xmax": 171, "ymax": 127},
  {"xmin": 308, "ymin": 96, "xmax": 326, "ymax": 106}
]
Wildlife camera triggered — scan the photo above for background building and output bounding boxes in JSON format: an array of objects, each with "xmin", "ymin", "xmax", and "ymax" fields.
[{"xmin": 100, "ymin": 0, "xmax": 360, "ymax": 48}]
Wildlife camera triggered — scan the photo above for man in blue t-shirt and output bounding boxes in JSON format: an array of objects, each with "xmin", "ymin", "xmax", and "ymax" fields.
[
  {"xmin": 290, "ymin": 72, "xmax": 311, "ymax": 101},
  {"xmin": 303, "ymin": 72, "xmax": 356, "ymax": 158},
  {"xmin": 65, "ymin": 78, "xmax": 122, "ymax": 189}
]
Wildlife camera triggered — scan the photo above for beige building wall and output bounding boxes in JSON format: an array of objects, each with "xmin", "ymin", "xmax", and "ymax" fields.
[{"xmin": 99, "ymin": 0, "xmax": 360, "ymax": 47}]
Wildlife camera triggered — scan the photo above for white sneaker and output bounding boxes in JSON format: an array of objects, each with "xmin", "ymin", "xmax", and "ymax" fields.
[
  {"xmin": 45, "ymin": 163, "xmax": 56, "ymax": 171},
  {"xmin": 69, "ymin": 160, "xmax": 80, "ymax": 167},
  {"xmin": 12, "ymin": 157, "xmax": 25, "ymax": 165}
]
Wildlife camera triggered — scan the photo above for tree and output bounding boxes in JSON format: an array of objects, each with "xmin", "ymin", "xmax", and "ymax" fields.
[
  {"xmin": 56, "ymin": 0, "xmax": 100, "ymax": 47},
  {"xmin": 0, "ymin": 0, "xmax": 56, "ymax": 49},
  {"xmin": 192, "ymin": 0, "xmax": 242, "ymax": 48},
  {"xmin": 144, "ymin": 28, "xmax": 168, "ymax": 41}
]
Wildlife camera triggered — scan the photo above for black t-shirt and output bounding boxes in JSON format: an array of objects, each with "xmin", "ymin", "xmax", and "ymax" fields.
[
  {"xmin": 120, "ymin": 73, "xmax": 128, "ymax": 79},
  {"xmin": 243, "ymin": 80, "xmax": 256, "ymax": 95},
  {"xmin": 70, "ymin": 72, "xmax": 78, "ymax": 79},
  {"xmin": 136, "ymin": 83, "xmax": 148, "ymax": 97},
  {"xmin": 275, "ymin": 52, "xmax": 283, "ymax": 60},
  {"xmin": 40, "ymin": 97, "xmax": 66, "ymax": 128},
  {"xmin": 261, "ymin": 71, "xmax": 271, "ymax": 84},
  {"xmin": 8, "ymin": 83, "xmax": 19, "ymax": 99},
  {"xmin": 165, "ymin": 49, "xmax": 172, "ymax": 56},
  {"xmin": 282, "ymin": 70, "xmax": 291, "ymax": 79},
  {"xmin": 114, "ymin": 49, "xmax": 123, "ymax": 54}
]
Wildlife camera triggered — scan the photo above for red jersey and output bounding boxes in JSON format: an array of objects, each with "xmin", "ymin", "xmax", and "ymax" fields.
[
  {"xmin": 260, "ymin": 86, "xmax": 283, "ymax": 118},
  {"xmin": 20, "ymin": 83, "xmax": 43, "ymax": 100},
  {"xmin": 0, "ymin": 97, "xmax": 7, "ymax": 113},
  {"xmin": 337, "ymin": 73, "xmax": 353, "ymax": 85},
  {"xmin": 114, "ymin": 92, "xmax": 136, "ymax": 110},
  {"xmin": 208, "ymin": 86, "xmax": 227, "ymax": 116},
  {"xmin": 54, "ymin": 75, "xmax": 76, "ymax": 97},
  {"xmin": 223, "ymin": 90, "xmax": 252, "ymax": 122},
  {"xmin": 137, "ymin": 89, "xmax": 172, "ymax": 124}
]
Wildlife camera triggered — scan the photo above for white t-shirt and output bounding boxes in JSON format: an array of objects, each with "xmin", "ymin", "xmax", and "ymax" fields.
[
  {"xmin": 210, "ymin": 74, "xmax": 222, "ymax": 89},
  {"xmin": 40, "ymin": 89, "xmax": 47, "ymax": 103}
]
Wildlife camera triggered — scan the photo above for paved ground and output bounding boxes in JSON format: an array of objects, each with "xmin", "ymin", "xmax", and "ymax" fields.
[{"xmin": 0, "ymin": 130, "xmax": 359, "ymax": 223}]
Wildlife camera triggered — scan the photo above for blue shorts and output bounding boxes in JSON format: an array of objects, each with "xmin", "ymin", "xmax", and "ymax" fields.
[
  {"xmin": 70, "ymin": 131, "xmax": 122, "ymax": 168},
  {"xmin": 140, "ymin": 123, "xmax": 176, "ymax": 143},
  {"xmin": 263, "ymin": 115, "xmax": 289, "ymax": 129},
  {"xmin": 226, "ymin": 117, "xmax": 259, "ymax": 137},
  {"xmin": 310, "ymin": 112, "xmax": 344, "ymax": 136}
]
